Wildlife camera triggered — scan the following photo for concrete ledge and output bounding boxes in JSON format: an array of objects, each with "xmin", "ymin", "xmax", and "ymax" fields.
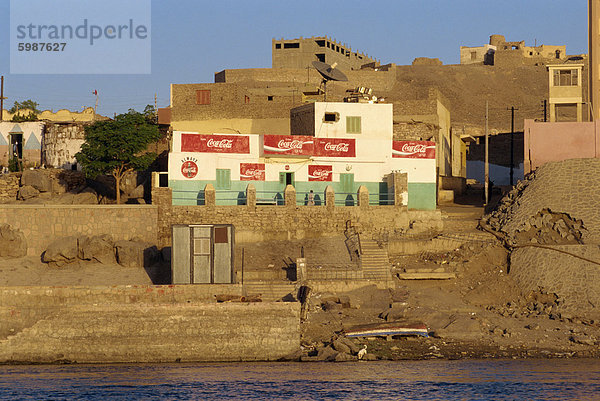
[
  {"xmin": 396, "ymin": 272, "xmax": 456, "ymax": 280},
  {"xmin": 0, "ymin": 302, "xmax": 300, "ymax": 363},
  {"xmin": 0, "ymin": 205, "xmax": 157, "ymax": 210}
]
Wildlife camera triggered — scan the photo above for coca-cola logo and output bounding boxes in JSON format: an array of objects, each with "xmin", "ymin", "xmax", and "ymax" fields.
[
  {"xmin": 207, "ymin": 138, "xmax": 233, "ymax": 149},
  {"xmin": 311, "ymin": 169, "xmax": 330, "ymax": 178},
  {"xmin": 401, "ymin": 143, "xmax": 427, "ymax": 153},
  {"xmin": 323, "ymin": 142, "xmax": 350, "ymax": 152},
  {"xmin": 277, "ymin": 139, "xmax": 306, "ymax": 149},
  {"xmin": 308, "ymin": 165, "xmax": 332, "ymax": 181},
  {"xmin": 244, "ymin": 169, "xmax": 261, "ymax": 177},
  {"xmin": 181, "ymin": 160, "xmax": 198, "ymax": 179}
]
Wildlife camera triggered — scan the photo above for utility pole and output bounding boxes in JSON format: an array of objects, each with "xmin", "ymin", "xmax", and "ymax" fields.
[
  {"xmin": 507, "ymin": 106, "xmax": 518, "ymax": 186},
  {"xmin": 0, "ymin": 76, "xmax": 5, "ymax": 122},
  {"xmin": 485, "ymin": 101, "xmax": 489, "ymax": 206}
]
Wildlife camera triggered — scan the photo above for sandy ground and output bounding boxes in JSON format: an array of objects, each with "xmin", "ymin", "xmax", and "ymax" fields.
[
  {"xmin": 0, "ymin": 256, "xmax": 158, "ymax": 286},
  {"xmin": 2, "ymin": 199, "xmax": 599, "ymax": 360},
  {"xmin": 300, "ymin": 240, "xmax": 600, "ymax": 360}
]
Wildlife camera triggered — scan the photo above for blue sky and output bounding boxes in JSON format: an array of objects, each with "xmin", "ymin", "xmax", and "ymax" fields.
[{"xmin": 0, "ymin": 0, "xmax": 589, "ymax": 116}]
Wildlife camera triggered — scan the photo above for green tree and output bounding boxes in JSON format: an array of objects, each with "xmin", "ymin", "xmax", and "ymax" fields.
[
  {"xmin": 75, "ymin": 108, "xmax": 161, "ymax": 204},
  {"xmin": 11, "ymin": 111, "xmax": 38, "ymax": 122},
  {"xmin": 9, "ymin": 99, "xmax": 41, "ymax": 114},
  {"xmin": 143, "ymin": 104, "xmax": 158, "ymax": 124}
]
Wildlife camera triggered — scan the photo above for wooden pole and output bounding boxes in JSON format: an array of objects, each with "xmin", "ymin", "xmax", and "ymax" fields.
[
  {"xmin": 0, "ymin": 76, "xmax": 4, "ymax": 122},
  {"xmin": 485, "ymin": 101, "xmax": 489, "ymax": 206}
]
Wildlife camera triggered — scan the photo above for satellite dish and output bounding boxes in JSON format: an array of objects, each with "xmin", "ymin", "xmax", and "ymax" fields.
[{"xmin": 312, "ymin": 61, "xmax": 348, "ymax": 101}]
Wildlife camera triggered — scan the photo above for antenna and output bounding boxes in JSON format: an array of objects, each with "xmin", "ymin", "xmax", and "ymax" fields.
[{"xmin": 312, "ymin": 61, "xmax": 348, "ymax": 101}]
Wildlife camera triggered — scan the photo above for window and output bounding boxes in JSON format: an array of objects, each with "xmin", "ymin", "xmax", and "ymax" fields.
[
  {"xmin": 340, "ymin": 173, "xmax": 354, "ymax": 193},
  {"xmin": 275, "ymin": 43, "xmax": 281, "ymax": 49},
  {"xmin": 244, "ymin": 95, "xmax": 250, "ymax": 104},
  {"xmin": 324, "ymin": 112, "xmax": 339, "ymax": 122},
  {"xmin": 316, "ymin": 53, "xmax": 325, "ymax": 62},
  {"xmin": 267, "ymin": 96, "xmax": 274, "ymax": 101},
  {"xmin": 315, "ymin": 40, "xmax": 325, "ymax": 47},
  {"xmin": 216, "ymin": 169, "xmax": 231, "ymax": 190},
  {"xmin": 470, "ymin": 51, "xmax": 477, "ymax": 61},
  {"xmin": 284, "ymin": 42, "xmax": 300, "ymax": 49},
  {"xmin": 553, "ymin": 69, "xmax": 578, "ymax": 86},
  {"xmin": 196, "ymin": 90, "xmax": 210, "ymax": 105},
  {"xmin": 346, "ymin": 116, "xmax": 361, "ymax": 134}
]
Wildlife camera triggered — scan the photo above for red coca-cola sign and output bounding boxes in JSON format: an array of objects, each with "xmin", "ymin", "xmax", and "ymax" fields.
[
  {"xmin": 314, "ymin": 138, "xmax": 356, "ymax": 157},
  {"xmin": 308, "ymin": 165, "xmax": 333, "ymax": 181},
  {"xmin": 392, "ymin": 141, "xmax": 436, "ymax": 159},
  {"xmin": 181, "ymin": 159, "xmax": 198, "ymax": 179},
  {"xmin": 181, "ymin": 133, "xmax": 250, "ymax": 154},
  {"xmin": 240, "ymin": 163, "xmax": 265, "ymax": 181},
  {"xmin": 263, "ymin": 135, "xmax": 314, "ymax": 156}
]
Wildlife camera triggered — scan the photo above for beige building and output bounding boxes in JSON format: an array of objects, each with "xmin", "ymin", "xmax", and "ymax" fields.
[
  {"xmin": 547, "ymin": 63, "xmax": 584, "ymax": 122},
  {"xmin": 272, "ymin": 36, "xmax": 377, "ymax": 71},
  {"xmin": 460, "ymin": 44, "xmax": 496, "ymax": 65},
  {"xmin": 163, "ymin": 82, "xmax": 301, "ymax": 134},
  {"xmin": 461, "ymin": 34, "xmax": 567, "ymax": 67}
]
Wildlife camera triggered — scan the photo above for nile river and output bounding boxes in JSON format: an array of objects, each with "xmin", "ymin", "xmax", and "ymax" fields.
[{"xmin": 1, "ymin": 359, "xmax": 599, "ymax": 400}]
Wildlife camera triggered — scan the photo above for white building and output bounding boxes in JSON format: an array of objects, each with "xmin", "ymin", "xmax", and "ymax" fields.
[{"xmin": 168, "ymin": 102, "xmax": 437, "ymax": 209}]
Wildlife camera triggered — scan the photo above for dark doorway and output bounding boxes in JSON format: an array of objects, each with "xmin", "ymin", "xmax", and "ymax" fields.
[
  {"xmin": 10, "ymin": 134, "xmax": 23, "ymax": 160},
  {"xmin": 285, "ymin": 172, "xmax": 294, "ymax": 186}
]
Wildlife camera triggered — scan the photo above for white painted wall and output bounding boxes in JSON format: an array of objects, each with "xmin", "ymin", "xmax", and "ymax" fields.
[{"xmin": 170, "ymin": 130, "xmax": 436, "ymax": 184}]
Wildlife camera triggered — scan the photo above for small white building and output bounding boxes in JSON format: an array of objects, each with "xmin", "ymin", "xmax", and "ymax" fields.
[{"xmin": 168, "ymin": 102, "xmax": 437, "ymax": 209}]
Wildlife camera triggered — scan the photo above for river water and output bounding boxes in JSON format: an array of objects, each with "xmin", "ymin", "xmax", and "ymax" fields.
[{"xmin": 1, "ymin": 359, "xmax": 599, "ymax": 400}]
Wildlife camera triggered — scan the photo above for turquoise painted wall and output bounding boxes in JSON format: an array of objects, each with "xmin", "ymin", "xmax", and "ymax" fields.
[
  {"xmin": 407, "ymin": 183, "xmax": 437, "ymax": 210},
  {"xmin": 170, "ymin": 179, "xmax": 391, "ymax": 206},
  {"xmin": 170, "ymin": 179, "xmax": 437, "ymax": 210}
]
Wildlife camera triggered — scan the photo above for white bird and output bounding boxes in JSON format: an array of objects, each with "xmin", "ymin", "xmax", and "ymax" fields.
[{"xmin": 357, "ymin": 345, "xmax": 367, "ymax": 360}]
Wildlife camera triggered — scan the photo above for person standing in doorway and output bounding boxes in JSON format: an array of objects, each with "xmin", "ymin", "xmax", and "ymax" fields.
[{"xmin": 307, "ymin": 190, "xmax": 315, "ymax": 206}]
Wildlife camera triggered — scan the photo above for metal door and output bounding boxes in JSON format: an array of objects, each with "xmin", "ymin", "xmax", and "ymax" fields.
[{"xmin": 191, "ymin": 225, "xmax": 212, "ymax": 283}]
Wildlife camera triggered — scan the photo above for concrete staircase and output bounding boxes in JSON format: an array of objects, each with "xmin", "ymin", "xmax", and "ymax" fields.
[{"xmin": 360, "ymin": 240, "xmax": 392, "ymax": 281}]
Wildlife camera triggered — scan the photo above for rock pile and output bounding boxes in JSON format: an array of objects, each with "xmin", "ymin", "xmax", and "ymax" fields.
[
  {"xmin": 487, "ymin": 288, "xmax": 562, "ymax": 321},
  {"xmin": 42, "ymin": 235, "xmax": 160, "ymax": 268},
  {"xmin": 300, "ymin": 335, "xmax": 376, "ymax": 362},
  {"xmin": 0, "ymin": 224, "xmax": 27, "ymax": 258},
  {"xmin": 482, "ymin": 158, "xmax": 600, "ymax": 245},
  {"xmin": 0, "ymin": 169, "xmax": 100, "ymax": 204}
]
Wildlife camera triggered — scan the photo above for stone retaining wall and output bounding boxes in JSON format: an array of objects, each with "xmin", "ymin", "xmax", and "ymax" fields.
[
  {"xmin": 0, "ymin": 285, "xmax": 299, "ymax": 363},
  {"xmin": 154, "ymin": 186, "xmax": 441, "ymax": 249},
  {"xmin": 510, "ymin": 245, "xmax": 600, "ymax": 318},
  {"xmin": 0, "ymin": 205, "xmax": 157, "ymax": 256}
]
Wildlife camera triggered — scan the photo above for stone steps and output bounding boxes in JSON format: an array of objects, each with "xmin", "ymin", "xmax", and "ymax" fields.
[{"xmin": 360, "ymin": 240, "xmax": 392, "ymax": 281}]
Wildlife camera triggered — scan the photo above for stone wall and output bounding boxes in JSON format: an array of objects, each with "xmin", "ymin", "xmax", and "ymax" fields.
[
  {"xmin": 153, "ymin": 186, "xmax": 441, "ymax": 249},
  {"xmin": 43, "ymin": 122, "xmax": 87, "ymax": 169},
  {"xmin": 0, "ymin": 285, "xmax": 300, "ymax": 363},
  {"xmin": 0, "ymin": 173, "xmax": 20, "ymax": 202},
  {"xmin": 0, "ymin": 205, "xmax": 157, "ymax": 256},
  {"xmin": 510, "ymin": 245, "xmax": 600, "ymax": 318}
]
